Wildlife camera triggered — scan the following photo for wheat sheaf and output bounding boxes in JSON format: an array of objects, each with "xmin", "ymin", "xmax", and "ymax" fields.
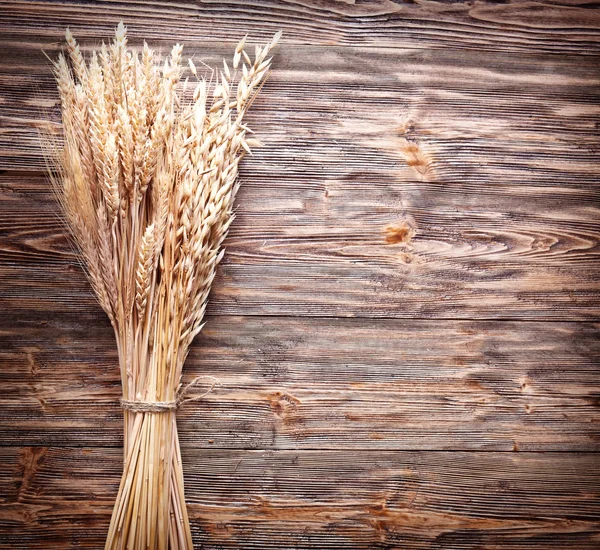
[{"xmin": 47, "ymin": 22, "xmax": 279, "ymax": 549}]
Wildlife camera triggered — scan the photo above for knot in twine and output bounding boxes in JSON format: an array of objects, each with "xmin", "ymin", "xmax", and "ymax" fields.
[{"xmin": 120, "ymin": 376, "xmax": 221, "ymax": 414}]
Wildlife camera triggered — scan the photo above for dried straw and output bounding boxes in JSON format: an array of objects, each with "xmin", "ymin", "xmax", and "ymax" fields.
[{"xmin": 46, "ymin": 23, "xmax": 279, "ymax": 549}]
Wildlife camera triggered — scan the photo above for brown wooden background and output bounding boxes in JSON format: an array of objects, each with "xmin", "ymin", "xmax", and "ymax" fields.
[{"xmin": 1, "ymin": 1, "xmax": 600, "ymax": 548}]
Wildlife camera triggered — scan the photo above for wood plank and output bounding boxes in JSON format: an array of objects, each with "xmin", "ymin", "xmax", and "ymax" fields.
[
  {"xmin": 1, "ymin": 0, "xmax": 599, "ymax": 55},
  {"xmin": 0, "ymin": 446, "xmax": 599, "ymax": 548},
  {"xmin": 1, "ymin": 313, "xmax": 598, "ymax": 450},
  {"xmin": 1, "ymin": 38, "xmax": 599, "ymax": 179},
  {"xmin": 1, "ymin": 173, "xmax": 598, "ymax": 320}
]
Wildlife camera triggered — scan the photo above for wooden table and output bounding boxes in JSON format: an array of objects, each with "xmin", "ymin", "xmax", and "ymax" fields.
[{"xmin": 1, "ymin": 1, "xmax": 599, "ymax": 548}]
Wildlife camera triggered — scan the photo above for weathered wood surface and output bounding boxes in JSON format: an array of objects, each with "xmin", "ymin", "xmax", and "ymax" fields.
[
  {"xmin": 1, "ymin": 26, "xmax": 599, "ymax": 321},
  {"xmin": 1, "ymin": 1, "xmax": 599, "ymax": 548},
  {"xmin": 3, "ymin": 38, "xmax": 600, "ymax": 181},
  {"xmin": 1, "ymin": 447, "xmax": 599, "ymax": 549},
  {"xmin": 1, "ymin": 0, "xmax": 600, "ymax": 54},
  {"xmin": 1, "ymin": 313, "xmax": 599, "ymax": 450},
  {"xmin": 2, "ymin": 172, "xmax": 599, "ymax": 320}
]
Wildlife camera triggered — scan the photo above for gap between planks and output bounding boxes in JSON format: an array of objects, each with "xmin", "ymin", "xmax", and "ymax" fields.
[{"xmin": 0, "ymin": 444, "xmax": 599, "ymax": 454}]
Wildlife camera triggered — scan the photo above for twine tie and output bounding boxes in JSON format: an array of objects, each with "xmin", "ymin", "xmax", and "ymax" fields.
[{"xmin": 120, "ymin": 376, "xmax": 220, "ymax": 413}]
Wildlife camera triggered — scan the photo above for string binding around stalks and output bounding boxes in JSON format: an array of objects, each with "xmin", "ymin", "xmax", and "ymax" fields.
[{"xmin": 120, "ymin": 375, "xmax": 221, "ymax": 413}]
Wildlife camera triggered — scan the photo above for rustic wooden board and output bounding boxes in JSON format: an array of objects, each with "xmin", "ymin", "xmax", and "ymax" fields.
[
  {"xmin": 1, "ymin": 0, "xmax": 599, "ymax": 55},
  {"xmin": 2, "ymin": 173, "xmax": 598, "ymax": 319},
  {"xmin": 1, "ymin": 313, "xmax": 598, "ymax": 450},
  {"xmin": 1, "ymin": 1, "xmax": 599, "ymax": 548},
  {"xmin": 2, "ymin": 38, "xmax": 600, "ymax": 181},
  {"xmin": 1, "ymin": 447, "xmax": 599, "ymax": 549}
]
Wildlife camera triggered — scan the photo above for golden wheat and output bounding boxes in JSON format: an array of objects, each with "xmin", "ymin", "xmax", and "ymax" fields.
[{"xmin": 47, "ymin": 23, "xmax": 279, "ymax": 549}]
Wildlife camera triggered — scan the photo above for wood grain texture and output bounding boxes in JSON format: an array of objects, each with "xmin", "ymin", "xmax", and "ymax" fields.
[
  {"xmin": 1, "ymin": 0, "xmax": 600, "ymax": 55},
  {"xmin": 2, "ymin": 38, "xmax": 600, "ymax": 179},
  {"xmin": 1, "ymin": 313, "xmax": 598, "ymax": 450},
  {"xmin": 2, "ymin": 173, "xmax": 598, "ymax": 319},
  {"xmin": 0, "ymin": 447, "xmax": 599, "ymax": 549},
  {"xmin": 1, "ymin": 1, "xmax": 599, "ymax": 547}
]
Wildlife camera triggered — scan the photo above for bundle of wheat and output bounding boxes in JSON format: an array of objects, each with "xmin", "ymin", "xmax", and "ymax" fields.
[{"xmin": 48, "ymin": 23, "xmax": 279, "ymax": 549}]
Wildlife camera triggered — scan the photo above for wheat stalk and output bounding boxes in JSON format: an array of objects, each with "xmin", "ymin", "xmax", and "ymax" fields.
[{"xmin": 47, "ymin": 23, "xmax": 279, "ymax": 549}]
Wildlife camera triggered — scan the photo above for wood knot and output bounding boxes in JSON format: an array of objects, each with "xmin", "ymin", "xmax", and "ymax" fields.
[
  {"xmin": 268, "ymin": 391, "xmax": 300, "ymax": 418},
  {"xmin": 383, "ymin": 220, "xmax": 416, "ymax": 245},
  {"xmin": 401, "ymin": 139, "xmax": 433, "ymax": 180}
]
